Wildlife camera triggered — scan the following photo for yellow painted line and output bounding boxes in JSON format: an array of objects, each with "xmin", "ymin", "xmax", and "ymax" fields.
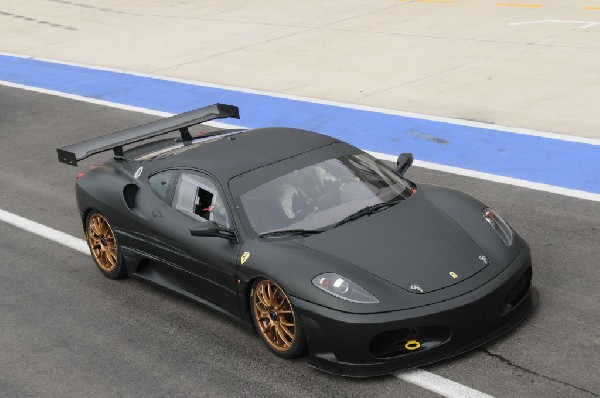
[
  {"xmin": 497, "ymin": 3, "xmax": 542, "ymax": 7},
  {"xmin": 585, "ymin": 6, "xmax": 600, "ymax": 10},
  {"xmin": 417, "ymin": 0, "xmax": 457, "ymax": 3}
]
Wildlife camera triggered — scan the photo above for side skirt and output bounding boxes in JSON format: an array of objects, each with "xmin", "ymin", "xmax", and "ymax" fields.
[{"xmin": 122, "ymin": 246, "xmax": 252, "ymax": 329}]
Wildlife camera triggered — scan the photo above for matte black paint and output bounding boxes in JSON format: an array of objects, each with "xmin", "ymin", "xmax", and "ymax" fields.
[
  {"xmin": 295, "ymin": 196, "xmax": 487, "ymax": 294},
  {"xmin": 68, "ymin": 124, "xmax": 535, "ymax": 377}
]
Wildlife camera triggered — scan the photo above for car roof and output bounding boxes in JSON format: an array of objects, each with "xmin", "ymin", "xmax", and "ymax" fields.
[{"xmin": 142, "ymin": 127, "xmax": 342, "ymax": 181}]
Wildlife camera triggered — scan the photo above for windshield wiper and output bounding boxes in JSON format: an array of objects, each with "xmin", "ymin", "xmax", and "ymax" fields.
[
  {"xmin": 259, "ymin": 229, "xmax": 324, "ymax": 238},
  {"xmin": 334, "ymin": 201, "xmax": 400, "ymax": 228}
]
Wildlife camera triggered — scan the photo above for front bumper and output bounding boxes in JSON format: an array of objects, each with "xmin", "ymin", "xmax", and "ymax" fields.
[{"xmin": 294, "ymin": 247, "xmax": 536, "ymax": 377}]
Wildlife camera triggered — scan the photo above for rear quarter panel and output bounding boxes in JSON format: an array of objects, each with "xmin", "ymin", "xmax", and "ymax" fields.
[{"xmin": 75, "ymin": 162, "xmax": 155, "ymax": 257}]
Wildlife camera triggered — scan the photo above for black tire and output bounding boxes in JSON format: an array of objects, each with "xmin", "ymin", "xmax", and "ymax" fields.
[
  {"xmin": 85, "ymin": 211, "xmax": 127, "ymax": 279},
  {"xmin": 251, "ymin": 278, "xmax": 308, "ymax": 359}
]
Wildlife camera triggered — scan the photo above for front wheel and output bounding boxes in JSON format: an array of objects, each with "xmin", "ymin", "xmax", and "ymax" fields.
[
  {"xmin": 251, "ymin": 279, "xmax": 307, "ymax": 359},
  {"xmin": 86, "ymin": 212, "xmax": 127, "ymax": 279}
]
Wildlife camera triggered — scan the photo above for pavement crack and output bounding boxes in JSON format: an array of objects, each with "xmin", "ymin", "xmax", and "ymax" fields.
[
  {"xmin": 156, "ymin": 4, "xmax": 400, "ymax": 73},
  {"xmin": 154, "ymin": 27, "xmax": 313, "ymax": 72},
  {"xmin": 0, "ymin": 10, "xmax": 77, "ymax": 31},
  {"xmin": 354, "ymin": 41, "xmax": 529, "ymax": 101},
  {"xmin": 480, "ymin": 348, "xmax": 600, "ymax": 397},
  {"xmin": 354, "ymin": 21, "xmax": 598, "ymax": 102},
  {"xmin": 44, "ymin": 0, "xmax": 140, "ymax": 16}
]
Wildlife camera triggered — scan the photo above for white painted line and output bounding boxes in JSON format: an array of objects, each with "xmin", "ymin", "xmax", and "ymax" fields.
[
  {"xmin": 2, "ymin": 50, "xmax": 600, "ymax": 146},
  {"xmin": 2, "ymin": 79, "xmax": 599, "ymax": 203},
  {"xmin": 0, "ymin": 80, "xmax": 171, "ymax": 116},
  {"xmin": 0, "ymin": 80, "xmax": 244, "ymax": 130},
  {"xmin": 0, "ymin": 209, "xmax": 88, "ymax": 253},
  {"xmin": 510, "ymin": 20, "xmax": 600, "ymax": 29},
  {"xmin": 0, "ymin": 50, "xmax": 573, "ymax": 398},
  {"xmin": 397, "ymin": 369, "xmax": 495, "ymax": 398},
  {"xmin": 0, "ymin": 206, "xmax": 495, "ymax": 398},
  {"xmin": 367, "ymin": 151, "xmax": 600, "ymax": 202}
]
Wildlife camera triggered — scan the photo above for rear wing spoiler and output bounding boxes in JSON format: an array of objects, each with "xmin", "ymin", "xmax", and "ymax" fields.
[{"xmin": 56, "ymin": 103, "xmax": 240, "ymax": 166}]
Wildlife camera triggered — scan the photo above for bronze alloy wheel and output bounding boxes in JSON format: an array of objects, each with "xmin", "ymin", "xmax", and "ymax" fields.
[
  {"xmin": 253, "ymin": 280, "xmax": 298, "ymax": 352},
  {"xmin": 87, "ymin": 213, "xmax": 118, "ymax": 272}
]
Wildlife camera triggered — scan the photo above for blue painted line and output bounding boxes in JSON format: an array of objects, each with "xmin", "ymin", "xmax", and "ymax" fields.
[{"xmin": 1, "ymin": 54, "xmax": 599, "ymax": 193}]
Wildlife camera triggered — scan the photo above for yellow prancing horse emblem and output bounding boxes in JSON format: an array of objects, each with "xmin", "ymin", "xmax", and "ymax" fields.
[
  {"xmin": 449, "ymin": 271, "xmax": 458, "ymax": 279},
  {"xmin": 240, "ymin": 252, "xmax": 250, "ymax": 265}
]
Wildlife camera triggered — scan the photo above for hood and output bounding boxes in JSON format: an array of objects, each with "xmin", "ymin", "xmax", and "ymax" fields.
[{"xmin": 294, "ymin": 195, "xmax": 489, "ymax": 294}]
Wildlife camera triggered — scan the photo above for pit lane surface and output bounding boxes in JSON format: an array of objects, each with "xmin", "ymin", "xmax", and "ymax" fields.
[{"xmin": 0, "ymin": 86, "xmax": 598, "ymax": 397}]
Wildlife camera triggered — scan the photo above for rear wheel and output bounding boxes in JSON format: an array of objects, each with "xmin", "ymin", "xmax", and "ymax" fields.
[
  {"xmin": 86, "ymin": 212, "xmax": 127, "ymax": 279},
  {"xmin": 251, "ymin": 279, "xmax": 307, "ymax": 358}
]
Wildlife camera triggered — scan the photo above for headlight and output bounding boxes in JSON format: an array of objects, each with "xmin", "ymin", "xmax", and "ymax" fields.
[
  {"xmin": 312, "ymin": 273, "xmax": 379, "ymax": 304},
  {"xmin": 483, "ymin": 207, "xmax": 513, "ymax": 246}
]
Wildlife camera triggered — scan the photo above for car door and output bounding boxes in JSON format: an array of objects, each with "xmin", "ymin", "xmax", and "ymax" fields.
[{"xmin": 149, "ymin": 170, "xmax": 241, "ymax": 316}]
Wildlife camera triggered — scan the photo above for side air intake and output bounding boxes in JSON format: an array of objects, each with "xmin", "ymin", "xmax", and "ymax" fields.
[{"xmin": 123, "ymin": 184, "xmax": 139, "ymax": 210}]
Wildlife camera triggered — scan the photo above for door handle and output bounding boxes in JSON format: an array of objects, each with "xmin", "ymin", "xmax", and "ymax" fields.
[{"xmin": 152, "ymin": 209, "xmax": 162, "ymax": 218}]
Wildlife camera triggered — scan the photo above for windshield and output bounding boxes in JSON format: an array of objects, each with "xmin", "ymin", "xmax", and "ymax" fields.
[{"xmin": 239, "ymin": 153, "xmax": 413, "ymax": 235}]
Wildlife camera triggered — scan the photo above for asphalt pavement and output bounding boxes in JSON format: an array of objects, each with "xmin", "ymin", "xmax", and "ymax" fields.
[{"xmin": 0, "ymin": 86, "xmax": 598, "ymax": 397}]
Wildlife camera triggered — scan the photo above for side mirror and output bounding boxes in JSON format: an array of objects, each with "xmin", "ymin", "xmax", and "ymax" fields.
[
  {"xmin": 395, "ymin": 152, "xmax": 414, "ymax": 176},
  {"xmin": 190, "ymin": 221, "xmax": 235, "ymax": 240}
]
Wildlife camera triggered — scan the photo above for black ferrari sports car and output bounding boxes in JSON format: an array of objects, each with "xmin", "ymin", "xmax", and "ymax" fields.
[{"xmin": 57, "ymin": 103, "xmax": 535, "ymax": 377}]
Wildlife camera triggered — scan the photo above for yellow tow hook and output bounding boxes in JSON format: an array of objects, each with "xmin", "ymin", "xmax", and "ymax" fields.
[{"xmin": 405, "ymin": 339, "xmax": 421, "ymax": 351}]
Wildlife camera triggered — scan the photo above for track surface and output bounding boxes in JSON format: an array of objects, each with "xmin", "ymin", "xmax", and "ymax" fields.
[{"xmin": 0, "ymin": 86, "xmax": 598, "ymax": 397}]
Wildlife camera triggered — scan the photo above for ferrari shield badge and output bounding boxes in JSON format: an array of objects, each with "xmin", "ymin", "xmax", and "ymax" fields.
[
  {"xmin": 240, "ymin": 251, "xmax": 250, "ymax": 265},
  {"xmin": 449, "ymin": 271, "xmax": 459, "ymax": 279}
]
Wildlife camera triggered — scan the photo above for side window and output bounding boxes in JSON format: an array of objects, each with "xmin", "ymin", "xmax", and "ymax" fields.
[
  {"xmin": 173, "ymin": 173, "xmax": 230, "ymax": 228},
  {"xmin": 148, "ymin": 170, "xmax": 175, "ymax": 202}
]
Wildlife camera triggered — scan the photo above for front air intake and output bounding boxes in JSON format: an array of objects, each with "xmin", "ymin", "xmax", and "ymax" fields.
[
  {"xmin": 370, "ymin": 326, "xmax": 451, "ymax": 358},
  {"xmin": 502, "ymin": 267, "xmax": 532, "ymax": 315}
]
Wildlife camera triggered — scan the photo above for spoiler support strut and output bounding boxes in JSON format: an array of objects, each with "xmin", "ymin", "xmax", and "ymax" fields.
[{"xmin": 179, "ymin": 127, "xmax": 193, "ymax": 141}]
